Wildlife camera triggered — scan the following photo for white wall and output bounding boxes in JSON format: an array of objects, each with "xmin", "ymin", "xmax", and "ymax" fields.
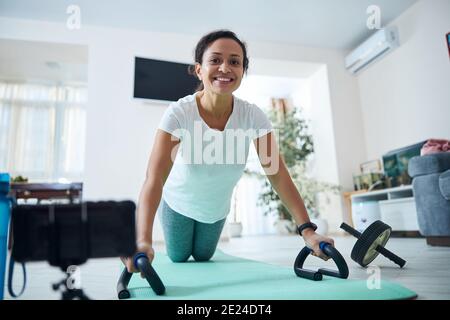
[
  {"xmin": 357, "ymin": 0, "xmax": 450, "ymax": 160},
  {"xmin": 308, "ymin": 65, "xmax": 342, "ymax": 231},
  {"xmin": 0, "ymin": 16, "xmax": 366, "ymax": 236}
]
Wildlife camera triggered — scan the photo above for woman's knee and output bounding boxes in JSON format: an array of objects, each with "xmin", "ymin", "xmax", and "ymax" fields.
[
  {"xmin": 167, "ymin": 251, "xmax": 191, "ymax": 263},
  {"xmin": 192, "ymin": 250, "xmax": 214, "ymax": 262},
  {"xmin": 191, "ymin": 219, "xmax": 225, "ymax": 262}
]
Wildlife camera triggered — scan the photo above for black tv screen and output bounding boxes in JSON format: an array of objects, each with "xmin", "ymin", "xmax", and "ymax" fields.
[{"xmin": 134, "ymin": 57, "xmax": 200, "ymax": 102}]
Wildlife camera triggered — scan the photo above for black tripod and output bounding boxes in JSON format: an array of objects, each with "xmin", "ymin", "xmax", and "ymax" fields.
[{"xmin": 52, "ymin": 269, "xmax": 90, "ymax": 300}]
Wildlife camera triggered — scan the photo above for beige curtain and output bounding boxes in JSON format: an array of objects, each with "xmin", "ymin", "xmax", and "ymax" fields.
[{"xmin": 0, "ymin": 82, "xmax": 87, "ymax": 181}]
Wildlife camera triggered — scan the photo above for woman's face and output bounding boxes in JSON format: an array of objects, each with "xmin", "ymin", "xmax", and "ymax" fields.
[{"xmin": 195, "ymin": 38, "xmax": 245, "ymax": 96}]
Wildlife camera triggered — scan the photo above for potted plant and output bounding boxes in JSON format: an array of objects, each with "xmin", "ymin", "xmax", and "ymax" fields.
[
  {"xmin": 251, "ymin": 101, "xmax": 340, "ymax": 235},
  {"xmin": 227, "ymin": 183, "xmax": 243, "ymax": 237}
]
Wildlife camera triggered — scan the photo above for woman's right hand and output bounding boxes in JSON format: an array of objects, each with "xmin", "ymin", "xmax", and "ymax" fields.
[{"xmin": 121, "ymin": 242, "xmax": 155, "ymax": 277}]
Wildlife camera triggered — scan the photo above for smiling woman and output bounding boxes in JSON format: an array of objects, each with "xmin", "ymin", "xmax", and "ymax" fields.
[
  {"xmin": 188, "ymin": 30, "xmax": 249, "ymax": 93},
  {"xmin": 122, "ymin": 29, "xmax": 336, "ymax": 277}
]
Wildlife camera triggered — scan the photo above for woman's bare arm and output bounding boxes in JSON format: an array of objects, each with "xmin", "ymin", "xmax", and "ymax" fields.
[{"xmin": 136, "ymin": 129, "xmax": 180, "ymax": 246}]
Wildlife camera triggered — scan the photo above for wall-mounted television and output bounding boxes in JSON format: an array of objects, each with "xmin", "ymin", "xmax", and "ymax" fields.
[{"xmin": 133, "ymin": 57, "xmax": 200, "ymax": 102}]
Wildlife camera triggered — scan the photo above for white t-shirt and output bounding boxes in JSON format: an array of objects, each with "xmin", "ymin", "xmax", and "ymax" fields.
[{"xmin": 158, "ymin": 92, "xmax": 273, "ymax": 223}]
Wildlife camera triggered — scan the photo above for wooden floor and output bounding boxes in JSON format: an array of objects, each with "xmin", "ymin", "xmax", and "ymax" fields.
[{"xmin": 4, "ymin": 234, "xmax": 450, "ymax": 300}]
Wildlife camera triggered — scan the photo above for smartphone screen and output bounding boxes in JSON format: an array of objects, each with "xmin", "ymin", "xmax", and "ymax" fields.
[{"xmin": 11, "ymin": 201, "xmax": 136, "ymax": 265}]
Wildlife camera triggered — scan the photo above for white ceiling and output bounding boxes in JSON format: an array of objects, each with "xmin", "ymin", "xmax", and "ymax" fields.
[
  {"xmin": 0, "ymin": 39, "xmax": 88, "ymax": 84},
  {"xmin": 0, "ymin": 0, "xmax": 418, "ymax": 49}
]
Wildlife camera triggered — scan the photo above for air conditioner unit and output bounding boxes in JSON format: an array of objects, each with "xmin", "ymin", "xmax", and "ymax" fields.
[{"xmin": 345, "ymin": 26, "xmax": 399, "ymax": 74}]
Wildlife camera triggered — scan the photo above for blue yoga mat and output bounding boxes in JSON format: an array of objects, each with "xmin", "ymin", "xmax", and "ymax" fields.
[{"xmin": 125, "ymin": 250, "xmax": 417, "ymax": 300}]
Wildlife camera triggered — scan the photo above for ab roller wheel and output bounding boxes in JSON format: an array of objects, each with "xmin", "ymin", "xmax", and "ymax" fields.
[{"xmin": 341, "ymin": 220, "xmax": 406, "ymax": 268}]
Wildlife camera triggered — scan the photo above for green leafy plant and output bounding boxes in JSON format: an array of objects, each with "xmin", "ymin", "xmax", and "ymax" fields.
[
  {"xmin": 248, "ymin": 105, "xmax": 340, "ymax": 222},
  {"xmin": 11, "ymin": 175, "xmax": 28, "ymax": 183}
]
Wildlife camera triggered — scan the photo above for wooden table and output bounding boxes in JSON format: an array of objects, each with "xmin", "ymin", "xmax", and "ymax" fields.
[
  {"xmin": 7, "ymin": 182, "xmax": 83, "ymax": 250},
  {"xmin": 9, "ymin": 182, "xmax": 83, "ymax": 204}
]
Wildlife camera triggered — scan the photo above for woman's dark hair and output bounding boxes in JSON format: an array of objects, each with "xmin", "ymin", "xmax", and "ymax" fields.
[{"xmin": 188, "ymin": 30, "xmax": 249, "ymax": 92}]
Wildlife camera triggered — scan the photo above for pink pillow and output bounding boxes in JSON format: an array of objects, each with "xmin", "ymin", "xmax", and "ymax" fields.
[{"xmin": 421, "ymin": 139, "xmax": 450, "ymax": 156}]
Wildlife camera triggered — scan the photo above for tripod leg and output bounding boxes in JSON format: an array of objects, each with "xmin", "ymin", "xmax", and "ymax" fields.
[{"xmin": 79, "ymin": 290, "xmax": 90, "ymax": 300}]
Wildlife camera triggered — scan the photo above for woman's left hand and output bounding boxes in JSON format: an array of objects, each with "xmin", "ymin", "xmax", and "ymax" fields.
[{"xmin": 301, "ymin": 229, "xmax": 335, "ymax": 261}]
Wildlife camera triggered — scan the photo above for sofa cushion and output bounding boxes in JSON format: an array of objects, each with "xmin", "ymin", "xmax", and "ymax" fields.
[
  {"xmin": 408, "ymin": 153, "xmax": 450, "ymax": 178},
  {"xmin": 413, "ymin": 174, "xmax": 450, "ymax": 236},
  {"xmin": 440, "ymin": 170, "xmax": 450, "ymax": 200}
]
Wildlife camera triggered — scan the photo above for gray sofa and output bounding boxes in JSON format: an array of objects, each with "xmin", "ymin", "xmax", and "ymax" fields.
[{"xmin": 408, "ymin": 152, "xmax": 450, "ymax": 246}]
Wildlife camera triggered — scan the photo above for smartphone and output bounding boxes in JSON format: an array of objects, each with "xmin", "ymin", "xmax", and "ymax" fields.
[{"xmin": 11, "ymin": 201, "xmax": 136, "ymax": 268}]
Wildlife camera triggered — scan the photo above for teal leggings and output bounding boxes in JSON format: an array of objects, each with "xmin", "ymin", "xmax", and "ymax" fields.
[{"xmin": 160, "ymin": 199, "xmax": 226, "ymax": 262}]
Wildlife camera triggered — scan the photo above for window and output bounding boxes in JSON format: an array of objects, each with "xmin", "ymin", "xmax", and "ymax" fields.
[{"xmin": 0, "ymin": 82, "xmax": 87, "ymax": 182}]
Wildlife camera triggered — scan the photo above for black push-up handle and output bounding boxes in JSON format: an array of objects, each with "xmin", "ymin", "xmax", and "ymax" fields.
[
  {"xmin": 294, "ymin": 242, "xmax": 349, "ymax": 281},
  {"xmin": 117, "ymin": 252, "xmax": 165, "ymax": 299}
]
